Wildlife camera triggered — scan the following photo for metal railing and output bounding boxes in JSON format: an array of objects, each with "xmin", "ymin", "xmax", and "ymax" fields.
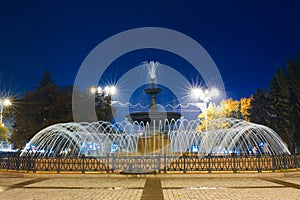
[{"xmin": 0, "ymin": 154, "xmax": 299, "ymax": 173}]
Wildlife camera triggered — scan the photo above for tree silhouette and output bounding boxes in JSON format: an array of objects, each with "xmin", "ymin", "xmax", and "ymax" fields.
[
  {"xmin": 10, "ymin": 69, "xmax": 73, "ymax": 148},
  {"xmin": 249, "ymin": 54, "xmax": 300, "ymax": 153},
  {"xmin": 39, "ymin": 68, "xmax": 54, "ymax": 87}
]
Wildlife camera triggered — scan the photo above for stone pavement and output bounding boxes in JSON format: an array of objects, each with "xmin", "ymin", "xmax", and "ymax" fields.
[{"xmin": 0, "ymin": 172, "xmax": 299, "ymax": 200}]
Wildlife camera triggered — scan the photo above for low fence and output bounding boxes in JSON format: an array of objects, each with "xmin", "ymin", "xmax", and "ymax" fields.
[{"xmin": 0, "ymin": 154, "xmax": 299, "ymax": 173}]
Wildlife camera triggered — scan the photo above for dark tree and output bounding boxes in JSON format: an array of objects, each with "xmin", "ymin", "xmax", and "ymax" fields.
[
  {"xmin": 10, "ymin": 70, "xmax": 73, "ymax": 148},
  {"xmin": 94, "ymin": 93, "xmax": 115, "ymax": 123},
  {"xmin": 267, "ymin": 68, "xmax": 291, "ymax": 151},
  {"xmin": 250, "ymin": 54, "xmax": 300, "ymax": 153},
  {"xmin": 288, "ymin": 88, "xmax": 300, "ymax": 152},
  {"xmin": 39, "ymin": 68, "xmax": 54, "ymax": 87},
  {"xmin": 285, "ymin": 57, "xmax": 300, "ymax": 152},
  {"xmin": 249, "ymin": 89, "xmax": 270, "ymax": 125}
]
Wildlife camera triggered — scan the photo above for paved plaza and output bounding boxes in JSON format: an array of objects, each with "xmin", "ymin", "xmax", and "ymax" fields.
[{"xmin": 0, "ymin": 172, "xmax": 299, "ymax": 200}]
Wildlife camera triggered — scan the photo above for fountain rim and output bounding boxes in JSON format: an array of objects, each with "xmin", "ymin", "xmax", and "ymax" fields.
[{"xmin": 125, "ymin": 111, "xmax": 182, "ymax": 123}]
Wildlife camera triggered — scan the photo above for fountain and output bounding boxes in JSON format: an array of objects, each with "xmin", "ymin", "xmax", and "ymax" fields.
[
  {"xmin": 125, "ymin": 61, "xmax": 181, "ymax": 154},
  {"xmin": 20, "ymin": 118, "xmax": 290, "ymax": 158},
  {"xmin": 20, "ymin": 61, "xmax": 291, "ymax": 159},
  {"xmin": 125, "ymin": 61, "xmax": 181, "ymax": 124}
]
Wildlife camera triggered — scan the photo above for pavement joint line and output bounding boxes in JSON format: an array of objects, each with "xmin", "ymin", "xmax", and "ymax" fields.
[
  {"xmin": 2, "ymin": 185, "xmax": 288, "ymax": 190},
  {"xmin": 0, "ymin": 178, "xmax": 50, "ymax": 193},
  {"xmin": 261, "ymin": 178, "xmax": 300, "ymax": 189},
  {"xmin": 22, "ymin": 186, "xmax": 145, "ymax": 190},
  {"xmin": 162, "ymin": 186, "xmax": 287, "ymax": 189},
  {"xmin": 222, "ymin": 186, "xmax": 287, "ymax": 189},
  {"xmin": 141, "ymin": 178, "xmax": 164, "ymax": 200}
]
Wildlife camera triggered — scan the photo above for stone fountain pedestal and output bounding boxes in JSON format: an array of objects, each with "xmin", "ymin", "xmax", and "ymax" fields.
[
  {"xmin": 137, "ymin": 133, "xmax": 170, "ymax": 154},
  {"xmin": 125, "ymin": 61, "xmax": 181, "ymax": 155}
]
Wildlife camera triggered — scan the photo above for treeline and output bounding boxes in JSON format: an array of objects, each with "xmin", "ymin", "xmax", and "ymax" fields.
[
  {"xmin": 10, "ymin": 70, "xmax": 73, "ymax": 148},
  {"xmin": 249, "ymin": 54, "xmax": 300, "ymax": 153},
  {"xmin": 10, "ymin": 70, "xmax": 113, "ymax": 148},
  {"xmin": 8, "ymin": 55, "xmax": 300, "ymax": 152}
]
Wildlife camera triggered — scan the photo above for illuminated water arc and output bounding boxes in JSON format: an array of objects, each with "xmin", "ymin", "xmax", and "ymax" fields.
[{"xmin": 21, "ymin": 118, "xmax": 290, "ymax": 157}]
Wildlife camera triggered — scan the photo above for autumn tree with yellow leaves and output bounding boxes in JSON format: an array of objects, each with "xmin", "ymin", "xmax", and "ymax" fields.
[
  {"xmin": 197, "ymin": 97, "xmax": 252, "ymax": 131},
  {"xmin": 0, "ymin": 125, "xmax": 8, "ymax": 141},
  {"xmin": 240, "ymin": 97, "xmax": 252, "ymax": 121}
]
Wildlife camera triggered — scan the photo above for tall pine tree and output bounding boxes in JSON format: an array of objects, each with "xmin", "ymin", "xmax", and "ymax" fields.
[
  {"xmin": 249, "ymin": 89, "xmax": 270, "ymax": 125},
  {"xmin": 250, "ymin": 54, "xmax": 300, "ymax": 153},
  {"xmin": 10, "ymin": 70, "xmax": 73, "ymax": 148}
]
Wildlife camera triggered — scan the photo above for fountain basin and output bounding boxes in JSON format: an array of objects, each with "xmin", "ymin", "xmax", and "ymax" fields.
[
  {"xmin": 144, "ymin": 88, "xmax": 162, "ymax": 94},
  {"xmin": 20, "ymin": 118, "xmax": 291, "ymax": 158}
]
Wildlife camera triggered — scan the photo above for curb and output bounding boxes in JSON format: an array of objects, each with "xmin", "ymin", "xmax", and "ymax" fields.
[{"xmin": 1, "ymin": 170, "xmax": 299, "ymax": 179}]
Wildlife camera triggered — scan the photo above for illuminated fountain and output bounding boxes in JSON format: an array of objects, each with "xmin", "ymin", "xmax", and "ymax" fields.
[
  {"xmin": 21, "ymin": 118, "xmax": 290, "ymax": 157},
  {"xmin": 21, "ymin": 61, "xmax": 291, "ymax": 158},
  {"xmin": 125, "ymin": 61, "xmax": 181, "ymax": 153},
  {"xmin": 200, "ymin": 118, "xmax": 290, "ymax": 155},
  {"xmin": 126, "ymin": 61, "xmax": 181, "ymax": 124}
]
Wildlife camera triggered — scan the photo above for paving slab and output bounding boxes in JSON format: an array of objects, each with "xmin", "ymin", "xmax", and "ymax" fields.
[{"xmin": 0, "ymin": 172, "xmax": 299, "ymax": 200}]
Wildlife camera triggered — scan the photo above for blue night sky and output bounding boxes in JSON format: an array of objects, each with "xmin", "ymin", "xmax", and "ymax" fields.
[{"xmin": 1, "ymin": 0, "xmax": 300, "ymax": 100}]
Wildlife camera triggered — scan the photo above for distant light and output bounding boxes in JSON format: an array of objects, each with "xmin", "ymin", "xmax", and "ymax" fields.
[
  {"xmin": 190, "ymin": 87, "xmax": 219, "ymax": 103},
  {"xmin": 97, "ymin": 87, "xmax": 102, "ymax": 94},
  {"xmin": 109, "ymin": 86, "xmax": 117, "ymax": 95},
  {"xmin": 191, "ymin": 88, "xmax": 203, "ymax": 99},
  {"xmin": 210, "ymin": 88, "xmax": 219, "ymax": 97},
  {"xmin": 90, "ymin": 87, "xmax": 97, "ymax": 94},
  {"xmin": 39, "ymin": 149, "xmax": 45, "ymax": 153},
  {"xmin": 90, "ymin": 85, "xmax": 116, "ymax": 96},
  {"xmin": 111, "ymin": 143, "xmax": 118, "ymax": 153},
  {"xmin": 2, "ymin": 98, "xmax": 12, "ymax": 107},
  {"xmin": 25, "ymin": 143, "xmax": 30, "ymax": 149},
  {"xmin": 192, "ymin": 145, "xmax": 199, "ymax": 153},
  {"xmin": 104, "ymin": 86, "xmax": 110, "ymax": 94}
]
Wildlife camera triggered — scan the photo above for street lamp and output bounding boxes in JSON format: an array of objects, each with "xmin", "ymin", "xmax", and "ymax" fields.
[
  {"xmin": 90, "ymin": 85, "xmax": 117, "ymax": 106},
  {"xmin": 90, "ymin": 85, "xmax": 117, "ymax": 122},
  {"xmin": 191, "ymin": 87, "xmax": 219, "ymax": 156},
  {"xmin": 0, "ymin": 98, "xmax": 12, "ymax": 126},
  {"xmin": 191, "ymin": 87, "xmax": 219, "ymax": 131},
  {"xmin": 90, "ymin": 85, "xmax": 117, "ymax": 97}
]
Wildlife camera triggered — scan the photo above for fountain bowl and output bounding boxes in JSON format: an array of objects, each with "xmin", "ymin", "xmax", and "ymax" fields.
[{"xmin": 126, "ymin": 111, "xmax": 181, "ymax": 123}]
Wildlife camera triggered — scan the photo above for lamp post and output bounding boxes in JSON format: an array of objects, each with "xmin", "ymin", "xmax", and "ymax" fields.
[
  {"xmin": 191, "ymin": 87, "xmax": 219, "ymax": 132},
  {"xmin": 90, "ymin": 86, "xmax": 117, "ymax": 103},
  {"xmin": 0, "ymin": 98, "xmax": 12, "ymax": 126},
  {"xmin": 191, "ymin": 87, "xmax": 219, "ymax": 156},
  {"xmin": 90, "ymin": 85, "xmax": 117, "ymax": 122}
]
